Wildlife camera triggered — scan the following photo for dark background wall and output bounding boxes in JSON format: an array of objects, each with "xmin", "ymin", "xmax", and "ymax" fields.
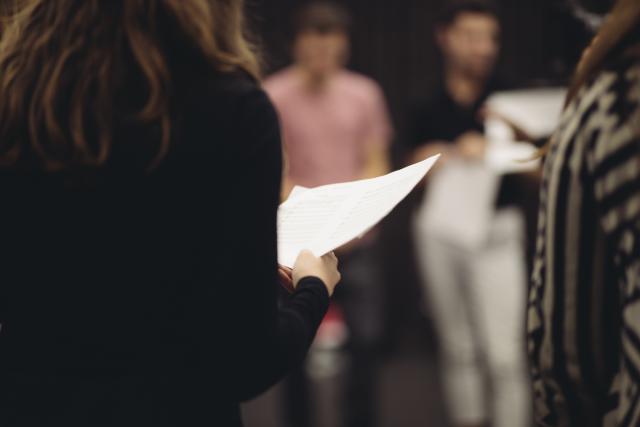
[{"xmin": 248, "ymin": 0, "xmax": 605, "ymax": 132}]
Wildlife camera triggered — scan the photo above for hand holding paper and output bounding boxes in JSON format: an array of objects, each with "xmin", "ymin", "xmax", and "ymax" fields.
[{"xmin": 277, "ymin": 155, "xmax": 440, "ymax": 268}]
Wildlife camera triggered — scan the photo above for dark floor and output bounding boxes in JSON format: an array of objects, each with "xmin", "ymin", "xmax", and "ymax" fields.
[{"xmin": 241, "ymin": 331, "xmax": 449, "ymax": 427}]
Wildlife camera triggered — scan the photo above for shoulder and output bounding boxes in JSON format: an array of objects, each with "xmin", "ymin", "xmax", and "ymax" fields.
[
  {"xmin": 207, "ymin": 72, "xmax": 273, "ymax": 107},
  {"xmin": 179, "ymin": 71, "xmax": 279, "ymax": 150},
  {"xmin": 222, "ymin": 75, "xmax": 280, "ymax": 143},
  {"xmin": 194, "ymin": 71, "xmax": 276, "ymax": 119},
  {"xmin": 565, "ymin": 56, "xmax": 640, "ymax": 131},
  {"xmin": 263, "ymin": 67, "xmax": 298, "ymax": 100},
  {"xmin": 337, "ymin": 71, "xmax": 385, "ymax": 101},
  {"xmin": 557, "ymin": 56, "xmax": 640, "ymax": 173},
  {"xmin": 567, "ymin": 56, "xmax": 640, "ymax": 121}
]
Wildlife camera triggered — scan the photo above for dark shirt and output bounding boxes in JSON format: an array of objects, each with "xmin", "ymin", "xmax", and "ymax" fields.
[
  {"xmin": 405, "ymin": 77, "xmax": 539, "ymax": 221},
  {"xmin": 0, "ymin": 68, "xmax": 329, "ymax": 426},
  {"xmin": 406, "ymin": 78, "xmax": 502, "ymax": 148}
]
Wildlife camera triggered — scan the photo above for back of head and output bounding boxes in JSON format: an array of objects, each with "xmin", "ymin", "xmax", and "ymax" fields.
[{"xmin": 0, "ymin": 0, "xmax": 259, "ymax": 171}]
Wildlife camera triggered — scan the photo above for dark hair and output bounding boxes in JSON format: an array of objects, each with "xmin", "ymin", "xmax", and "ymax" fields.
[
  {"xmin": 293, "ymin": 2, "xmax": 351, "ymax": 35},
  {"xmin": 436, "ymin": 0, "xmax": 499, "ymax": 27}
]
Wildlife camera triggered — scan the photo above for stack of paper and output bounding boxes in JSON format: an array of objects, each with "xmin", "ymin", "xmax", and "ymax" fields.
[
  {"xmin": 277, "ymin": 155, "xmax": 440, "ymax": 268},
  {"xmin": 485, "ymin": 141, "xmax": 541, "ymax": 174},
  {"xmin": 486, "ymin": 88, "xmax": 567, "ymax": 139}
]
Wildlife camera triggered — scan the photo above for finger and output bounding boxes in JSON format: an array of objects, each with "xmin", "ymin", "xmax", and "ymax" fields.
[
  {"xmin": 278, "ymin": 272, "xmax": 292, "ymax": 285},
  {"xmin": 278, "ymin": 266, "xmax": 293, "ymax": 277},
  {"xmin": 325, "ymin": 251, "xmax": 337, "ymax": 261},
  {"xmin": 278, "ymin": 271, "xmax": 295, "ymax": 293},
  {"xmin": 323, "ymin": 252, "xmax": 338, "ymax": 266},
  {"xmin": 278, "ymin": 269, "xmax": 291, "ymax": 282}
]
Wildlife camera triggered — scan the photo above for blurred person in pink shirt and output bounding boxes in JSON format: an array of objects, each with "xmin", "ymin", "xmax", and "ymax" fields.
[
  {"xmin": 264, "ymin": 2, "xmax": 392, "ymax": 197},
  {"xmin": 264, "ymin": 3, "xmax": 393, "ymax": 427}
]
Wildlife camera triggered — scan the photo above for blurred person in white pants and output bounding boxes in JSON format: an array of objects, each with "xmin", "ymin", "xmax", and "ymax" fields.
[
  {"xmin": 406, "ymin": 1, "xmax": 532, "ymax": 426},
  {"xmin": 265, "ymin": 3, "xmax": 393, "ymax": 427},
  {"xmin": 415, "ymin": 201, "xmax": 530, "ymax": 427}
]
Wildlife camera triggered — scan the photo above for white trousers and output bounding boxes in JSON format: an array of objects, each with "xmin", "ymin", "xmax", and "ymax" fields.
[{"xmin": 414, "ymin": 208, "xmax": 532, "ymax": 427}]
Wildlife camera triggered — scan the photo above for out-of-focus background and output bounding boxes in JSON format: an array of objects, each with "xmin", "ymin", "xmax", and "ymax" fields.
[
  {"xmin": 252, "ymin": 0, "xmax": 604, "ymax": 124},
  {"xmin": 241, "ymin": 1, "xmax": 611, "ymax": 426}
]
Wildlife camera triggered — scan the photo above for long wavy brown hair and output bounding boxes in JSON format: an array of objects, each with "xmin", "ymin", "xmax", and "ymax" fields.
[
  {"xmin": 0, "ymin": 0, "xmax": 260, "ymax": 170},
  {"xmin": 567, "ymin": 0, "xmax": 640, "ymax": 104}
]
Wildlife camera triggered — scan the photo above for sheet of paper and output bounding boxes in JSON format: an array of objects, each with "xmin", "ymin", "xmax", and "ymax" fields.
[
  {"xmin": 486, "ymin": 88, "xmax": 566, "ymax": 139},
  {"xmin": 485, "ymin": 141, "xmax": 541, "ymax": 174},
  {"xmin": 277, "ymin": 155, "xmax": 440, "ymax": 268},
  {"xmin": 289, "ymin": 185, "xmax": 374, "ymax": 240},
  {"xmin": 287, "ymin": 186, "xmax": 310, "ymax": 200}
]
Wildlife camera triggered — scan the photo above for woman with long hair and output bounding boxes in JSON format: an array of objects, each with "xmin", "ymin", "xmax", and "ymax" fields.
[
  {"xmin": 0, "ymin": 1, "xmax": 340, "ymax": 426},
  {"xmin": 528, "ymin": 0, "xmax": 640, "ymax": 425}
]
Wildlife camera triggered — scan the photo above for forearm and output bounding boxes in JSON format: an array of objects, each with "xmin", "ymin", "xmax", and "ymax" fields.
[
  {"xmin": 233, "ymin": 277, "xmax": 329, "ymax": 401},
  {"xmin": 278, "ymin": 277, "xmax": 330, "ymax": 357}
]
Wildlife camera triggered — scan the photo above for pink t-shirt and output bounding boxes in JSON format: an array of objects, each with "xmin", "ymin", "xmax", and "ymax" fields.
[{"xmin": 264, "ymin": 68, "xmax": 392, "ymax": 188}]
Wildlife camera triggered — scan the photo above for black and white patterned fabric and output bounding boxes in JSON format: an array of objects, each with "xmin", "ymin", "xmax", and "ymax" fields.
[{"xmin": 528, "ymin": 53, "xmax": 640, "ymax": 427}]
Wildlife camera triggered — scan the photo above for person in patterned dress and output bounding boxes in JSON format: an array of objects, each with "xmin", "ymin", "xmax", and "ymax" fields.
[{"xmin": 528, "ymin": 0, "xmax": 640, "ymax": 425}]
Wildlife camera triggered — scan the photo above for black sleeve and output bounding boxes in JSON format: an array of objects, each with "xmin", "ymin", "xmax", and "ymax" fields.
[{"xmin": 214, "ymin": 83, "xmax": 330, "ymax": 401}]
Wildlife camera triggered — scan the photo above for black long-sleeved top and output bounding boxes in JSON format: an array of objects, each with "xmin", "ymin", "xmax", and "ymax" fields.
[{"xmin": 0, "ymin": 66, "xmax": 330, "ymax": 426}]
